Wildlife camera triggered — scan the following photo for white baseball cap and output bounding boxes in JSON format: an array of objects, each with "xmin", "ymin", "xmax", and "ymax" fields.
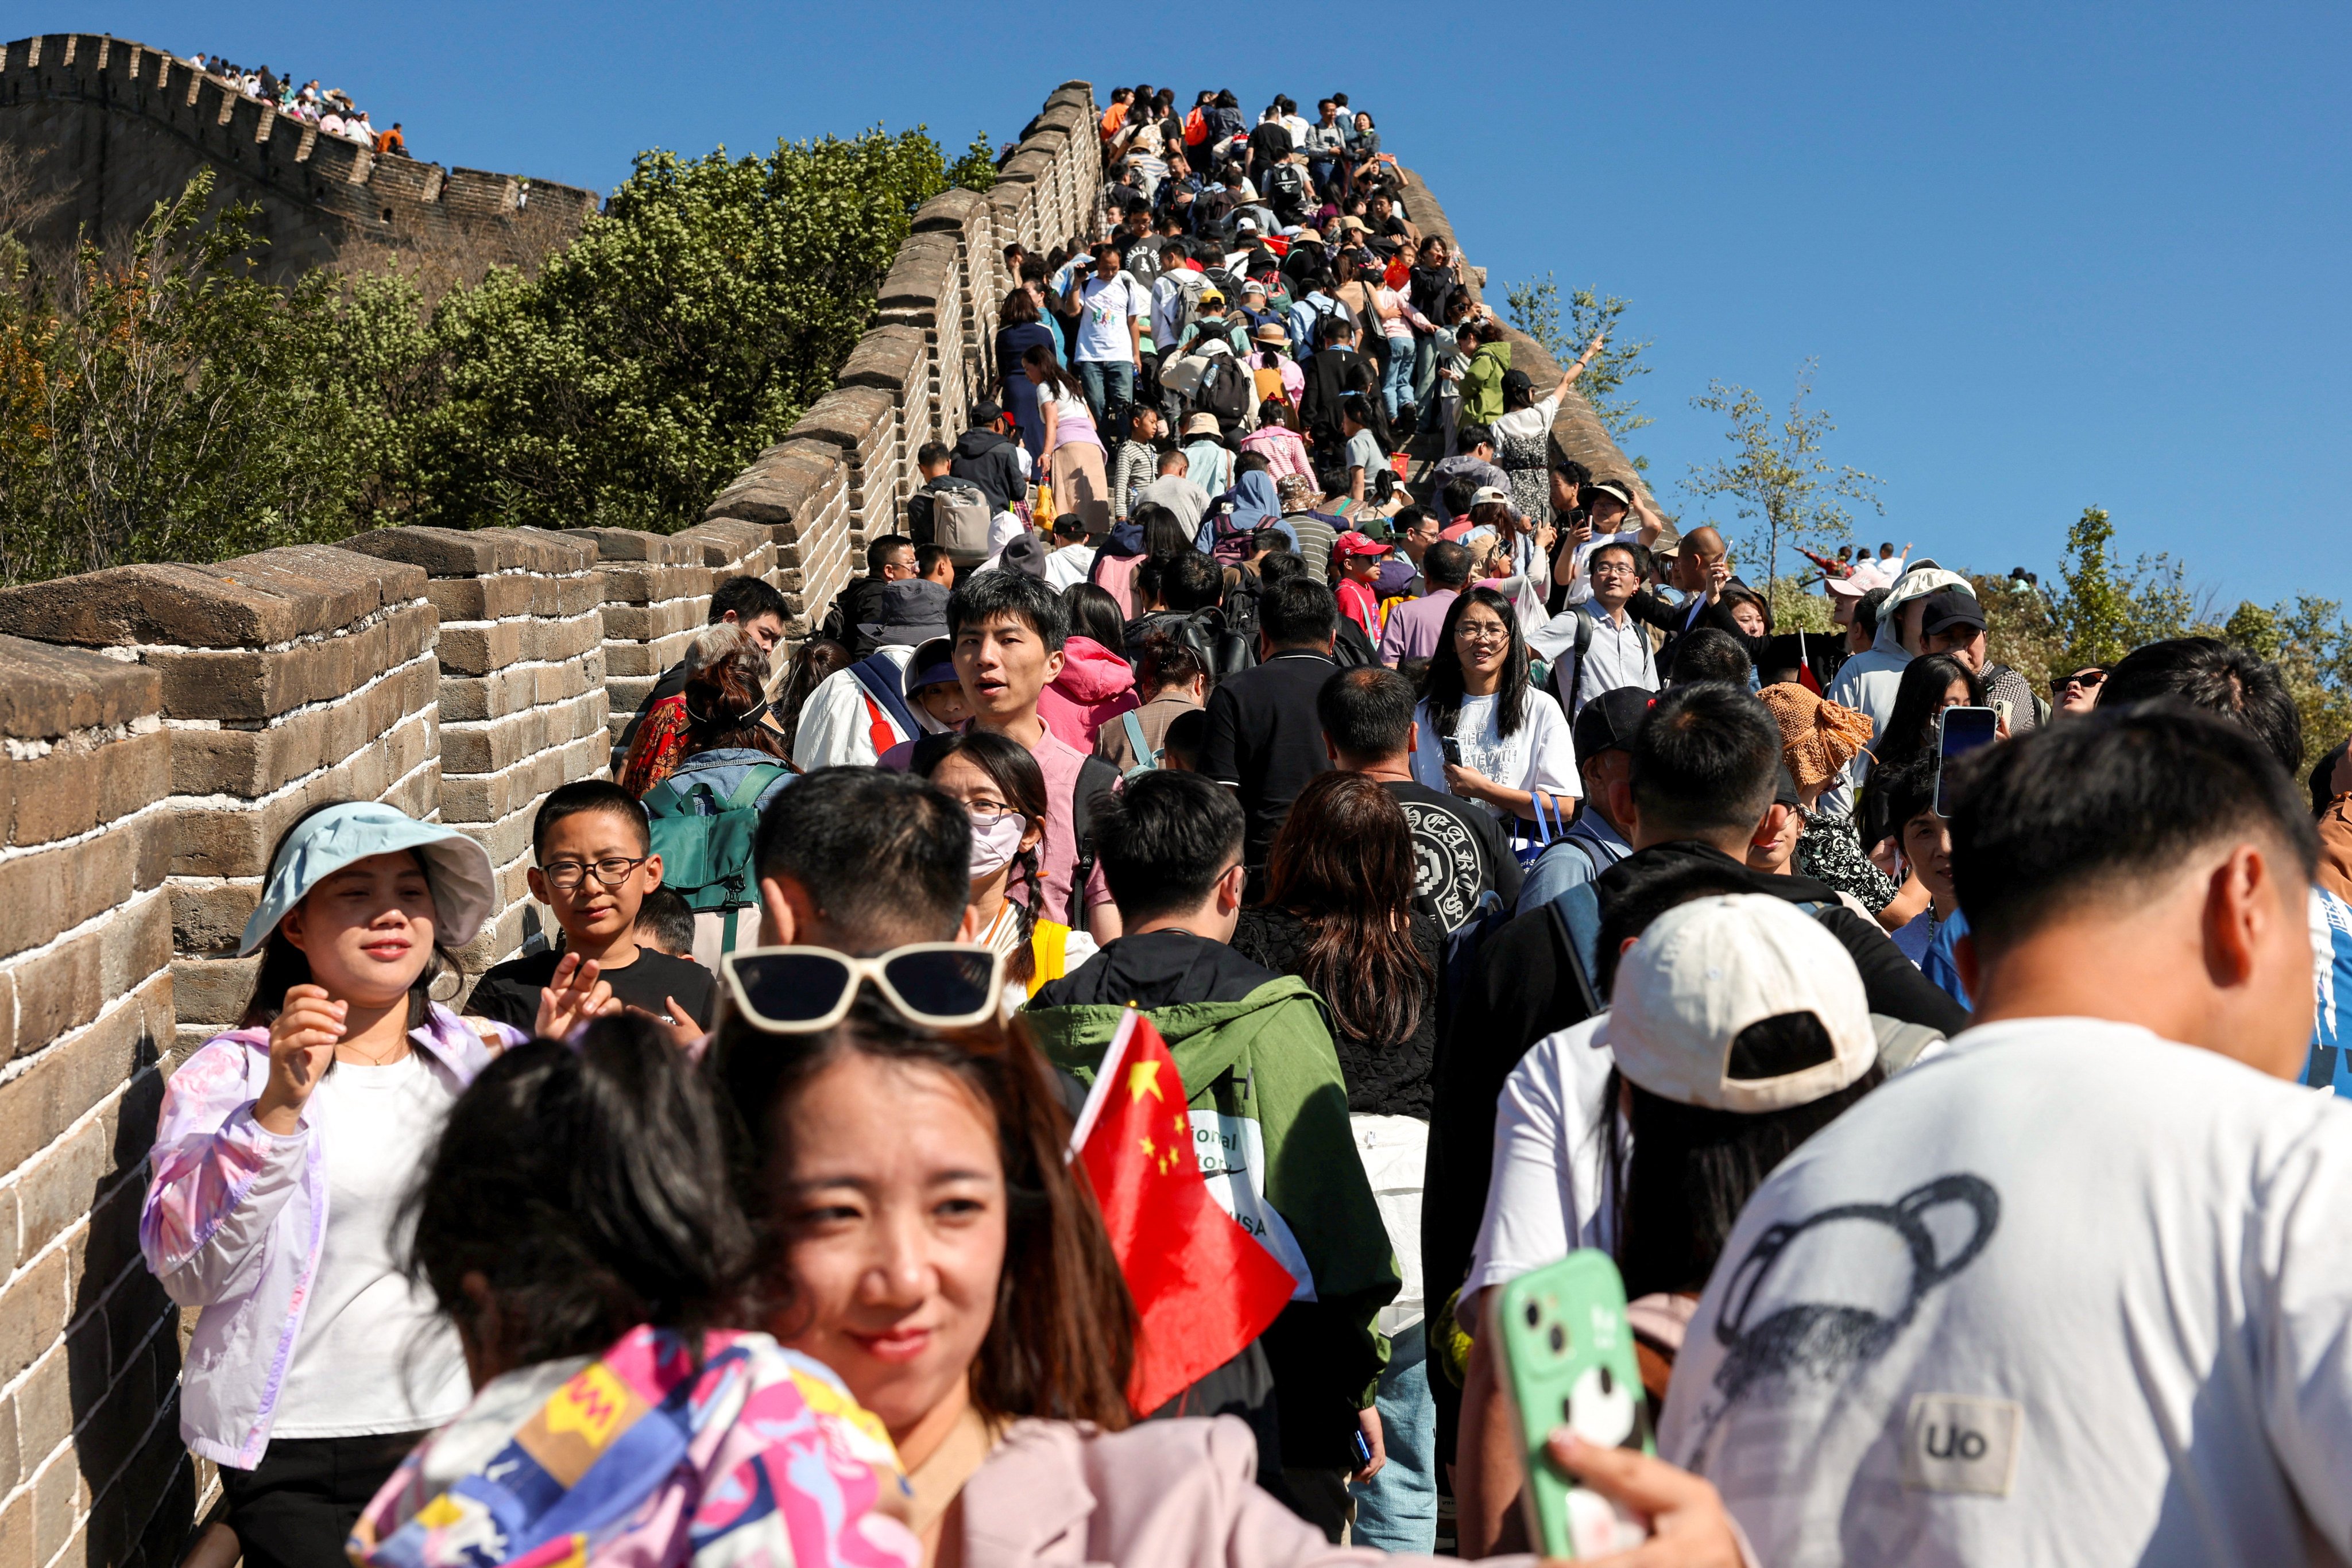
[{"xmin": 1595, "ymin": 894, "xmax": 1875, "ymax": 1113}]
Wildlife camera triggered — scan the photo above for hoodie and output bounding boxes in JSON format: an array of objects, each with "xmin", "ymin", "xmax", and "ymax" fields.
[
  {"xmin": 1039, "ymin": 634, "xmax": 1140, "ymax": 750},
  {"xmin": 951, "ymin": 426, "xmax": 1028, "ymax": 514},
  {"xmin": 1028, "ymin": 931, "xmax": 1401, "ymax": 1468}
]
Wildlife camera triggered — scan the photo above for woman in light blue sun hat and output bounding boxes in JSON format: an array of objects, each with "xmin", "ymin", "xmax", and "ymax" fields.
[{"xmin": 137, "ymin": 799, "xmax": 613, "ymax": 1566}]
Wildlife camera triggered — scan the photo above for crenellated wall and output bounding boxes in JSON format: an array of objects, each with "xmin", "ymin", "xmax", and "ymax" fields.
[
  {"xmin": 0, "ymin": 33, "xmax": 597, "ymax": 282},
  {"xmin": 0, "ymin": 76, "xmax": 1102, "ymax": 1566}
]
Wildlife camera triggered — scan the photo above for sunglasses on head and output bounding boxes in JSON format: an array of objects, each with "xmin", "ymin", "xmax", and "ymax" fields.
[{"xmin": 719, "ymin": 944, "xmax": 1007, "ymax": 1033}]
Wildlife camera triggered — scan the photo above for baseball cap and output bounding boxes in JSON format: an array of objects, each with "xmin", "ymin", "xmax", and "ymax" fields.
[
  {"xmin": 1918, "ymin": 587, "xmax": 1986, "ymax": 639},
  {"xmin": 1585, "ymin": 480, "xmax": 1635, "ymax": 512},
  {"xmin": 996, "ymin": 532, "xmax": 1049, "ymax": 580},
  {"xmin": 1823, "ymin": 574, "xmax": 1869, "ymax": 600},
  {"xmin": 1572, "ymin": 686, "xmax": 1655, "ymax": 760},
  {"xmin": 970, "ymin": 399, "xmax": 1004, "ymax": 426},
  {"xmin": 1198, "ymin": 287, "xmax": 1226, "ymax": 305},
  {"xmin": 1500, "ymin": 368, "xmax": 1533, "ymax": 398},
  {"xmin": 904, "ymin": 637, "xmax": 958, "ymax": 693},
  {"xmin": 1595, "ymin": 893, "xmax": 1877, "ymax": 1113},
  {"xmin": 1333, "ymin": 531, "xmax": 1388, "ymax": 557},
  {"xmin": 1469, "ymin": 485, "xmax": 1512, "ymax": 509},
  {"xmin": 1236, "ymin": 217, "xmax": 1260, "ymax": 234},
  {"xmin": 239, "ymin": 801, "xmax": 497, "ymax": 957}
]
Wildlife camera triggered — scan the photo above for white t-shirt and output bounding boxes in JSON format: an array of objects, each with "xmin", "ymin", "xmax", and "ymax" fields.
[
  {"xmin": 1561, "ymin": 526, "xmax": 1645, "ymax": 605},
  {"xmin": 1410, "ymin": 690, "xmax": 1581, "ymax": 820},
  {"xmin": 1462, "ymin": 1017, "xmax": 1622, "ymax": 1322},
  {"xmin": 272, "ymin": 1051, "xmax": 472, "ymax": 1437},
  {"xmin": 1073, "ymin": 272, "xmax": 1150, "ymax": 363},
  {"xmin": 1660, "ymin": 1017, "xmax": 2352, "ymax": 1568}
]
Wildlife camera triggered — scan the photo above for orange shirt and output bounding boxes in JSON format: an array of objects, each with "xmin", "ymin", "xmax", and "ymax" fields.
[
  {"xmin": 1100, "ymin": 102, "xmax": 1129, "ymax": 141},
  {"xmin": 374, "ymin": 127, "xmax": 406, "ymax": 156}
]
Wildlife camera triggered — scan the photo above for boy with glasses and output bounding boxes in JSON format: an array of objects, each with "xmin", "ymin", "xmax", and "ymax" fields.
[{"xmin": 468, "ymin": 781, "xmax": 716, "ymax": 1036}]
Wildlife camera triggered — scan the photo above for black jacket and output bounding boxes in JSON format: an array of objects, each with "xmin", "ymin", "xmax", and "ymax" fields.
[{"xmin": 950, "ymin": 427, "xmax": 1026, "ymax": 514}]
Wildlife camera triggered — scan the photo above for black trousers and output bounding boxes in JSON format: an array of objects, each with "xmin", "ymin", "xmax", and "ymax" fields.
[{"xmin": 220, "ymin": 1430, "xmax": 428, "ymax": 1568}]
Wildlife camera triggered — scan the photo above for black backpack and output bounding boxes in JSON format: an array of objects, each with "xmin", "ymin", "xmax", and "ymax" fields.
[
  {"xmin": 1196, "ymin": 357, "xmax": 1252, "ymax": 425},
  {"xmin": 1065, "ymin": 755, "xmax": 1123, "ymax": 928},
  {"xmin": 1543, "ymin": 608, "xmax": 1598, "ymax": 714}
]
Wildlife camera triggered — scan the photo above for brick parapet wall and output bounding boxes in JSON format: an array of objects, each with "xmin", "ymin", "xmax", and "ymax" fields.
[
  {"xmin": 0, "ymin": 33, "xmax": 598, "ymax": 282},
  {"xmin": 700, "ymin": 82, "xmax": 1102, "ymax": 646}
]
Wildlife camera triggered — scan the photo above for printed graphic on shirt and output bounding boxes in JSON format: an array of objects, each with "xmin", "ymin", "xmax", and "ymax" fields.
[
  {"xmin": 1688, "ymin": 1173, "xmax": 2001, "ymax": 1466},
  {"xmin": 1397, "ymin": 795, "xmax": 1491, "ymax": 932},
  {"xmin": 1190, "ymin": 1108, "xmax": 1316, "ymax": 1300},
  {"xmin": 2302, "ymin": 887, "xmax": 2352, "ymax": 1094}
]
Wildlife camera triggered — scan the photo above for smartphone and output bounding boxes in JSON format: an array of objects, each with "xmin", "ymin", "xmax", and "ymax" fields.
[
  {"xmin": 1491, "ymin": 1252, "xmax": 1652, "ymax": 1559},
  {"xmin": 1935, "ymin": 705, "xmax": 1999, "ymax": 818},
  {"xmin": 1441, "ymin": 737, "xmax": 1463, "ymax": 766}
]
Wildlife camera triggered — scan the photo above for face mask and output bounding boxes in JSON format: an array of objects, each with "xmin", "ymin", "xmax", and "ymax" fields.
[{"xmin": 968, "ymin": 814, "xmax": 1028, "ymax": 880}]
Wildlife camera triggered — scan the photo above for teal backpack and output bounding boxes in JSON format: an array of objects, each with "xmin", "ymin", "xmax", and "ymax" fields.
[{"xmin": 643, "ymin": 765, "xmax": 790, "ymax": 954}]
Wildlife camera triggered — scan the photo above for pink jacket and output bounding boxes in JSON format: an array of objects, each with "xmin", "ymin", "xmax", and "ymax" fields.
[
  {"xmin": 1237, "ymin": 424, "xmax": 1314, "ymax": 485},
  {"xmin": 958, "ymin": 1416, "xmax": 1519, "ymax": 1568},
  {"xmin": 1038, "ymin": 634, "xmax": 1140, "ymax": 751}
]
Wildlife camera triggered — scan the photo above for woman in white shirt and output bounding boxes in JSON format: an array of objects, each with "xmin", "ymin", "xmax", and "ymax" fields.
[
  {"xmin": 1411, "ymin": 586, "xmax": 1581, "ymax": 823},
  {"xmin": 1024, "ymin": 344, "xmax": 1110, "ymax": 533}
]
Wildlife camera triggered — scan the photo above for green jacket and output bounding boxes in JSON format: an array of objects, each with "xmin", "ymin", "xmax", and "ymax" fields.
[
  {"xmin": 1461, "ymin": 336, "xmax": 1513, "ymax": 427},
  {"xmin": 1027, "ymin": 978, "xmax": 1401, "ymax": 1458}
]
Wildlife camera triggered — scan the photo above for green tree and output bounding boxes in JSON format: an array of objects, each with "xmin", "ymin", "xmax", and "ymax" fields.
[
  {"xmin": 1502, "ymin": 274, "xmax": 1654, "ymax": 461},
  {"xmin": 946, "ymin": 131, "xmax": 999, "ymax": 193},
  {"xmin": 395, "ymin": 126, "xmax": 950, "ymax": 533},
  {"xmin": 1683, "ymin": 361, "xmax": 1882, "ymax": 591},
  {"xmin": 0, "ymin": 173, "xmax": 380, "ymax": 584},
  {"xmin": 2044, "ymin": 505, "xmax": 2207, "ymax": 677},
  {"xmin": 2226, "ymin": 595, "xmax": 2352, "ymax": 758}
]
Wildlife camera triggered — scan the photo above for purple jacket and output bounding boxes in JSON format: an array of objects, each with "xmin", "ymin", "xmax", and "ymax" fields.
[{"xmin": 139, "ymin": 1004, "xmax": 522, "ymax": 1468}]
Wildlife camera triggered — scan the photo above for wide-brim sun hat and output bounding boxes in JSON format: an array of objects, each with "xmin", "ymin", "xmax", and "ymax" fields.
[
  {"xmin": 239, "ymin": 801, "xmax": 497, "ymax": 957},
  {"xmin": 1594, "ymin": 893, "xmax": 1875, "ymax": 1113}
]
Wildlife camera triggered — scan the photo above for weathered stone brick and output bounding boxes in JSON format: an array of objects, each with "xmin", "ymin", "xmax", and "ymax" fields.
[
  {"xmin": 0, "ymin": 973, "xmax": 169, "ymax": 1175},
  {"xmin": 0, "ymin": 1249, "xmax": 68, "ymax": 1387},
  {"xmin": 0, "ymin": 825, "xmax": 138, "ymax": 963}
]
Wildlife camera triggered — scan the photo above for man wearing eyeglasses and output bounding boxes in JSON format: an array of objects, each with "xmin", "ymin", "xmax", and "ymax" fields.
[{"xmin": 1544, "ymin": 539, "xmax": 1658, "ymax": 718}]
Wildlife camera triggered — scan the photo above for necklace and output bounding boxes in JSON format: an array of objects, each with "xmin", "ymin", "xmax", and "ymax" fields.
[{"xmin": 337, "ymin": 1036, "xmax": 413, "ymax": 1068}]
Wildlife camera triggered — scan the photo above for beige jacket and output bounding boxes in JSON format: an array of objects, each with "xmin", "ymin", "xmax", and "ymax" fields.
[{"xmin": 958, "ymin": 1416, "xmax": 1497, "ymax": 1568}]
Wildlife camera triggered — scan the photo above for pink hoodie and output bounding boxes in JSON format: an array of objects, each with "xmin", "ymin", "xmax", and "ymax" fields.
[{"xmin": 1038, "ymin": 635, "xmax": 1139, "ymax": 750}]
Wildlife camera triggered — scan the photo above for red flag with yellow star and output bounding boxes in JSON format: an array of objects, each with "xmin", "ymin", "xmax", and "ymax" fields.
[{"xmin": 1066, "ymin": 1009, "xmax": 1300, "ymax": 1415}]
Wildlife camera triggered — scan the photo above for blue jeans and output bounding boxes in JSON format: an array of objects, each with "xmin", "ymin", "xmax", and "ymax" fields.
[
  {"xmin": 1076, "ymin": 358, "xmax": 1133, "ymax": 421},
  {"xmin": 1380, "ymin": 336, "xmax": 1416, "ymax": 420},
  {"xmin": 1349, "ymin": 1328, "xmax": 1436, "ymax": 1551}
]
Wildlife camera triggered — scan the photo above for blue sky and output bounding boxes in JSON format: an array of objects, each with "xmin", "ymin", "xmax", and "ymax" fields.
[{"xmin": 52, "ymin": 1, "xmax": 2350, "ymax": 607}]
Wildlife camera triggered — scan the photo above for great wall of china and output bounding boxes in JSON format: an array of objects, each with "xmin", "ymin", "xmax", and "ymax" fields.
[{"xmin": 0, "ymin": 38, "xmax": 1654, "ymax": 1566}]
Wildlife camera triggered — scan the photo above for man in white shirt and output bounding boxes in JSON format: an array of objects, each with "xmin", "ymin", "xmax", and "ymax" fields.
[
  {"xmin": 1662, "ymin": 704, "xmax": 2352, "ymax": 1567},
  {"xmin": 1539, "ymin": 539, "xmax": 1657, "ymax": 715},
  {"xmin": 1063, "ymin": 242, "xmax": 1149, "ymax": 435},
  {"xmin": 792, "ymin": 581, "xmax": 950, "ymax": 769},
  {"xmin": 1554, "ymin": 478, "xmax": 1664, "ymax": 606}
]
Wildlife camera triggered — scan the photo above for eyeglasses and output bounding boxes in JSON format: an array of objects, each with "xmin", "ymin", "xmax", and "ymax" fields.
[
  {"xmin": 541, "ymin": 855, "xmax": 649, "ymax": 892},
  {"xmin": 1589, "ymin": 562, "xmax": 1639, "ymax": 579},
  {"xmin": 1457, "ymin": 622, "xmax": 1513, "ymax": 646},
  {"xmin": 2052, "ymin": 669, "xmax": 2108, "ymax": 694},
  {"xmin": 964, "ymin": 801, "xmax": 1027, "ymax": 829},
  {"xmin": 719, "ymin": 944, "xmax": 1007, "ymax": 1033}
]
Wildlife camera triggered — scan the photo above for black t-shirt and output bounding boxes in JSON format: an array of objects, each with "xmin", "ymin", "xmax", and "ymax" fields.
[
  {"xmin": 468, "ymin": 946, "xmax": 717, "ymax": 1035},
  {"xmin": 1197, "ymin": 648, "xmax": 1339, "ymax": 873},
  {"xmin": 1247, "ymin": 121, "xmax": 1293, "ymax": 168},
  {"xmin": 1380, "ymin": 779, "xmax": 1523, "ymax": 934}
]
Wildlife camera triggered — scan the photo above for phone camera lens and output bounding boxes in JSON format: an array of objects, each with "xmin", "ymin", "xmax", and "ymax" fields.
[
  {"xmin": 1524, "ymin": 1303, "xmax": 1540, "ymax": 1328},
  {"xmin": 1548, "ymin": 1324, "xmax": 1565, "ymax": 1354}
]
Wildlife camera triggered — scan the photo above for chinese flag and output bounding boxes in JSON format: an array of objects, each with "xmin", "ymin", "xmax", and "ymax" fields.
[{"xmin": 1069, "ymin": 1011, "xmax": 1299, "ymax": 1416}]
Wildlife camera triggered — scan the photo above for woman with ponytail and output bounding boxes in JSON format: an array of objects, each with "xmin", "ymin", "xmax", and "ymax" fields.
[{"xmin": 912, "ymin": 729, "xmax": 1096, "ymax": 999}]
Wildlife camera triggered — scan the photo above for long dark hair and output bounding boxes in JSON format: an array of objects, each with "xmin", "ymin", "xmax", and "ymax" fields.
[
  {"xmin": 1261, "ymin": 773, "xmax": 1433, "ymax": 1049},
  {"xmin": 1001, "ymin": 285, "xmax": 1042, "ymax": 326},
  {"xmin": 714, "ymin": 997, "xmax": 1137, "ymax": 1428},
  {"xmin": 912, "ymin": 729, "xmax": 1049, "ymax": 988},
  {"xmin": 1062, "ymin": 582, "xmax": 1126, "ymax": 651},
  {"xmin": 684, "ymin": 637, "xmax": 791, "ymax": 762},
  {"xmin": 238, "ymin": 799, "xmax": 462, "ymax": 1031},
  {"xmin": 1608, "ymin": 1045, "xmax": 1884, "ymax": 1300},
  {"xmin": 1875, "ymin": 653, "xmax": 1984, "ymax": 773},
  {"xmin": 777, "ymin": 638, "xmax": 853, "ymax": 756},
  {"xmin": 1424, "ymin": 585, "xmax": 1531, "ymax": 743},
  {"xmin": 405, "ymin": 1016, "xmax": 754, "ymax": 1372},
  {"xmin": 1023, "ymin": 343, "xmax": 1086, "ymax": 403}
]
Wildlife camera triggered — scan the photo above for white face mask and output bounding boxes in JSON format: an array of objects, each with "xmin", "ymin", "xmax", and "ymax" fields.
[{"xmin": 968, "ymin": 814, "xmax": 1028, "ymax": 880}]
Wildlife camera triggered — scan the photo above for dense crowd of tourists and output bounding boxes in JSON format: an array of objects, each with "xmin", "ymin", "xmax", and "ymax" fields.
[
  {"xmin": 183, "ymin": 50, "xmax": 407, "ymax": 156},
  {"xmin": 139, "ymin": 78, "xmax": 2352, "ymax": 1568}
]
